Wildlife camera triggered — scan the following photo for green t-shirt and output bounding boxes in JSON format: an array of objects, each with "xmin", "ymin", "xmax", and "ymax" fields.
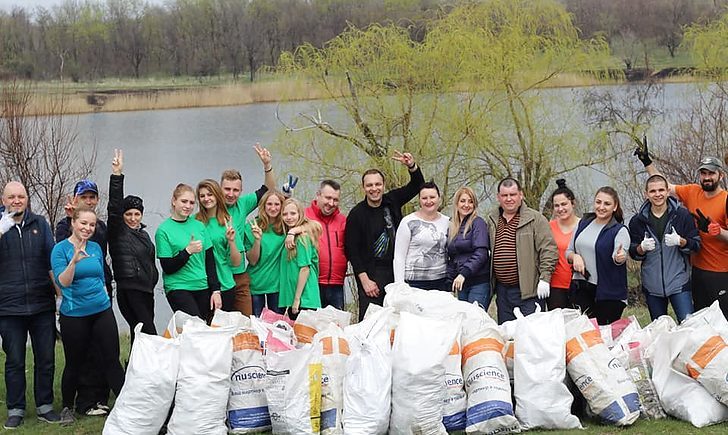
[
  {"xmin": 155, "ymin": 217, "xmax": 212, "ymax": 292},
  {"xmin": 247, "ymin": 227, "xmax": 286, "ymax": 295},
  {"xmin": 227, "ymin": 192, "xmax": 260, "ymax": 274},
  {"xmin": 196, "ymin": 215, "xmax": 243, "ymax": 292},
  {"xmin": 278, "ymin": 236, "xmax": 321, "ymax": 309}
]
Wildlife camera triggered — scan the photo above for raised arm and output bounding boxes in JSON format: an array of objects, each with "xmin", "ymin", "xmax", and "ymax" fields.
[
  {"xmin": 107, "ymin": 149, "xmax": 125, "ymax": 237},
  {"xmin": 254, "ymin": 143, "xmax": 276, "ymax": 192},
  {"xmin": 634, "ymin": 136, "xmax": 677, "ymax": 195},
  {"xmin": 387, "ymin": 151, "xmax": 425, "ymax": 205}
]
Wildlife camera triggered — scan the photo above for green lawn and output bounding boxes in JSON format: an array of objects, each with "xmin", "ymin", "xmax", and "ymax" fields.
[{"xmin": 1, "ymin": 309, "xmax": 727, "ymax": 434}]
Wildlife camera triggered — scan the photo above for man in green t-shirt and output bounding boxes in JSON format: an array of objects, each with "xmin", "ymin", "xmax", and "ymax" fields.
[{"xmin": 220, "ymin": 143, "xmax": 276, "ymax": 315}]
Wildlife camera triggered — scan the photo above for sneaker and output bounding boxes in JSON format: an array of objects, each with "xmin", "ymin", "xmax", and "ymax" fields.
[
  {"xmin": 59, "ymin": 407, "xmax": 75, "ymax": 425},
  {"xmin": 85, "ymin": 404, "xmax": 108, "ymax": 416},
  {"xmin": 3, "ymin": 415, "xmax": 23, "ymax": 429},
  {"xmin": 96, "ymin": 403, "xmax": 111, "ymax": 413},
  {"xmin": 37, "ymin": 410, "xmax": 61, "ymax": 424}
]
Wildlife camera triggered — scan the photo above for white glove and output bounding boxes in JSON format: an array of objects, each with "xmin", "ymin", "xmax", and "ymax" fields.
[
  {"xmin": 55, "ymin": 296, "xmax": 62, "ymax": 312},
  {"xmin": 664, "ymin": 228, "xmax": 682, "ymax": 247},
  {"xmin": 536, "ymin": 280, "xmax": 550, "ymax": 299},
  {"xmin": 0, "ymin": 211, "xmax": 15, "ymax": 235},
  {"xmin": 640, "ymin": 236, "xmax": 656, "ymax": 252}
]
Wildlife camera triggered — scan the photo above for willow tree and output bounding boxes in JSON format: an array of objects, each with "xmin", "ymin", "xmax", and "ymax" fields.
[{"xmin": 276, "ymin": 0, "xmax": 613, "ymax": 208}]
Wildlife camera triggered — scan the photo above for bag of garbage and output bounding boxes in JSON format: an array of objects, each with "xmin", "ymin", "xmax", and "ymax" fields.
[
  {"xmin": 227, "ymin": 328, "xmax": 270, "ymax": 433},
  {"xmin": 390, "ymin": 312, "xmax": 461, "ymax": 435},
  {"xmin": 513, "ymin": 308, "xmax": 581, "ymax": 430},
  {"xmin": 264, "ymin": 344, "xmax": 323, "ymax": 434},
  {"xmin": 673, "ymin": 323, "xmax": 728, "ymax": 406},
  {"xmin": 343, "ymin": 306, "xmax": 394, "ymax": 434},
  {"xmin": 461, "ymin": 325, "xmax": 520, "ymax": 434},
  {"xmin": 168, "ymin": 320, "xmax": 236, "ymax": 435},
  {"xmin": 565, "ymin": 315, "xmax": 640, "ymax": 426},
  {"xmin": 314, "ymin": 324, "xmax": 350, "ymax": 435},
  {"xmin": 648, "ymin": 328, "xmax": 728, "ymax": 427},
  {"xmin": 103, "ymin": 324, "xmax": 179, "ymax": 435}
]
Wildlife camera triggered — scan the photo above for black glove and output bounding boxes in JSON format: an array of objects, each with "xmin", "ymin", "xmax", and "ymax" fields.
[
  {"xmin": 633, "ymin": 134, "xmax": 652, "ymax": 167},
  {"xmin": 691, "ymin": 208, "xmax": 711, "ymax": 233}
]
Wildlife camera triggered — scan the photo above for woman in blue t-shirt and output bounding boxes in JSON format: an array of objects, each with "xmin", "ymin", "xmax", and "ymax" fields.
[{"xmin": 51, "ymin": 207, "xmax": 125, "ymax": 424}]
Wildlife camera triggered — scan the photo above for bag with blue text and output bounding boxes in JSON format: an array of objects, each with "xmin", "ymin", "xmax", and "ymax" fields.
[
  {"xmin": 565, "ymin": 314, "xmax": 640, "ymax": 426},
  {"xmin": 461, "ymin": 323, "xmax": 520, "ymax": 435}
]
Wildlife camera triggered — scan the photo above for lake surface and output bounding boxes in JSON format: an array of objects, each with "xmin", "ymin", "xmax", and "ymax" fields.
[{"xmin": 70, "ymin": 83, "xmax": 697, "ymax": 332}]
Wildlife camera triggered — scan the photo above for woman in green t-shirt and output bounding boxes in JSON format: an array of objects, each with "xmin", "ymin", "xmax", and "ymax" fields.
[
  {"xmin": 195, "ymin": 179, "xmax": 243, "ymax": 312},
  {"xmin": 155, "ymin": 183, "xmax": 221, "ymax": 321},
  {"xmin": 247, "ymin": 190, "xmax": 287, "ymax": 316},
  {"xmin": 279, "ymin": 198, "xmax": 322, "ymax": 316}
]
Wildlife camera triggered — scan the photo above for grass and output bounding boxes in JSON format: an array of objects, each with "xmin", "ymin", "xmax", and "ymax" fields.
[{"xmin": 1, "ymin": 307, "xmax": 726, "ymax": 434}]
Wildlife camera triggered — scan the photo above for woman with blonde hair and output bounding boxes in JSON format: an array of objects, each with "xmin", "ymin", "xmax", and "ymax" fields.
[
  {"xmin": 446, "ymin": 187, "xmax": 491, "ymax": 308},
  {"xmin": 155, "ymin": 183, "xmax": 220, "ymax": 321},
  {"xmin": 247, "ymin": 190, "xmax": 287, "ymax": 316},
  {"xmin": 279, "ymin": 198, "xmax": 322, "ymax": 316},
  {"xmin": 195, "ymin": 179, "xmax": 242, "ymax": 312}
]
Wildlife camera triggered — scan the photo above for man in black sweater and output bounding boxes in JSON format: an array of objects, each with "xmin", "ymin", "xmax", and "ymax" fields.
[{"xmin": 345, "ymin": 152, "xmax": 424, "ymax": 320}]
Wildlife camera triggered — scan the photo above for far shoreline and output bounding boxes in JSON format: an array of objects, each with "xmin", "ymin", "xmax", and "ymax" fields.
[{"xmin": 14, "ymin": 70, "xmax": 700, "ymax": 117}]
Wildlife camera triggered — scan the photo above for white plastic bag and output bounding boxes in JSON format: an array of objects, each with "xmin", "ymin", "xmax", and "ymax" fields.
[
  {"xmin": 103, "ymin": 324, "xmax": 179, "ymax": 435},
  {"xmin": 168, "ymin": 320, "xmax": 236, "ymax": 435},
  {"xmin": 442, "ymin": 334, "xmax": 467, "ymax": 432},
  {"xmin": 227, "ymin": 328, "xmax": 270, "ymax": 433},
  {"xmin": 163, "ymin": 311, "xmax": 204, "ymax": 338},
  {"xmin": 314, "ymin": 324, "xmax": 349, "ymax": 435},
  {"xmin": 565, "ymin": 315, "xmax": 640, "ymax": 426},
  {"xmin": 513, "ymin": 308, "xmax": 581, "ymax": 430},
  {"xmin": 461, "ymin": 325, "xmax": 520, "ymax": 434},
  {"xmin": 343, "ymin": 306, "xmax": 394, "ymax": 434},
  {"xmin": 680, "ymin": 301, "xmax": 728, "ymax": 337},
  {"xmin": 648, "ymin": 328, "xmax": 728, "ymax": 427},
  {"xmin": 390, "ymin": 312, "xmax": 461, "ymax": 435},
  {"xmin": 673, "ymin": 323, "xmax": 728, "ymax": 406},
  {"xmin": 264, "ymin": 344, "xmax": 323, "ymax": 434},
  {"xmin": 384, "ymin": 282, "xmax": 495, "ymax": 325},
  {"xmin": 211, "ymin": 310, "xmax": 251, "ymax": 329}
]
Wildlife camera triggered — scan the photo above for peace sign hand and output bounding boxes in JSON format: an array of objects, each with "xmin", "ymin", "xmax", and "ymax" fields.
[
  {"xmin": 112, "ymin": 149, "xmax": 124, "ymax": 175},
  {"xmin": 254, "ymin": 143, "xmax": 272, "ymax": 168},
  {"xmin": 225, "ymin": 220, "xmax": 236, "ymax": 243},
  {"xmin": 392, "ymin": 150, "xmax": 415, "ymax": 169}
]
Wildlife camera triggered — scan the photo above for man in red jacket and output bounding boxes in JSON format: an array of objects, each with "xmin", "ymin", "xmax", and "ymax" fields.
[{"xmin": 298, "ymin": 180, "xmax": 348, "ymax": 310}]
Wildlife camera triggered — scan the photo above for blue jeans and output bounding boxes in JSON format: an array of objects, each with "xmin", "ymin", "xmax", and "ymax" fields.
[
  {"xmin": 251, "ymin": 293, "xmax": 282, "ymax": 317},
  {"xmin": 458, "ymin": 282, "xmax": 491, "ymax": 311},
  {"xmin": 0, "ymin": 311, "xmax": 56, "ymax": 417},
  {"xmin": 644, "ymin": 287, "xmax": 693, "ymax": 323},
  {"xmin": 320, "ymin": 284, "xmax": 345, "ymax": 311},
  {"xmin": 495, "ymin": 282, "xmax": 543, "ymax": 324}
]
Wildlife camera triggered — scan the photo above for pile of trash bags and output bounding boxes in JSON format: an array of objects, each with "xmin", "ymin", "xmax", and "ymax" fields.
[{"xmin": 102, "ymin": 283, "xmax": 728, "ymax": 434}]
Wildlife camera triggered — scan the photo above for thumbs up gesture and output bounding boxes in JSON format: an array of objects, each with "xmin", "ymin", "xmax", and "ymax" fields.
[
  {"xmin": 664, "ymin": 228, "xmax": 683, "ymax": 247},
  {"xmin": 614, "ymin": 243, "xmax": 626, "ymax": 264},
  {"xmin": 185, "ymin": 234, "xmax": 203, "ymax": 254}
]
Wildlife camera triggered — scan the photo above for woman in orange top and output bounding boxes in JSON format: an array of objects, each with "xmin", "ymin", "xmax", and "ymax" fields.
[{"xmin": 548, "ymin": 179, "xmax": 580, "ymax": 310}]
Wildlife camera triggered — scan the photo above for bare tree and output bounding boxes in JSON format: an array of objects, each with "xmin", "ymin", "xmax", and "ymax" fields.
[{"xmin": 0, "ymin": 80, "xmax": 96, "ymax": 228}]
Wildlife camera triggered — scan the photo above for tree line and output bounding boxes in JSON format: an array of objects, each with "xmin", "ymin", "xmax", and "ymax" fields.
[{"xmin": 1, "ymin": 0, "xmax": 727, "ymax": 83}]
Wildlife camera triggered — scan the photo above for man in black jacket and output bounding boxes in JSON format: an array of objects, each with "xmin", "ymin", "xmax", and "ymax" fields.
[
  {"xmin": 54, "ymin": 179, "xmax": 112, "ymax": 417},
  {"xmin": 0, "ymin": 181, "xmax": 61, "ymax": 428},
  {"xmin": 345, "ymin": 151, "xmax": 424, "ymax": 320}
]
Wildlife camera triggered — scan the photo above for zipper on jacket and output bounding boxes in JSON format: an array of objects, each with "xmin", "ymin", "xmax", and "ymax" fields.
[
  {"xmin": 324, "ymin": 221, "xmax": 333, "ymax": 283},
  {"xmin": 17, "ymin": 224, "xmax": 33, "ymax": 315}
]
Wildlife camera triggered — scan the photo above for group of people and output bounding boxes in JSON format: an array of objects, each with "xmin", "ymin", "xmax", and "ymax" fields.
[{"xmin": 0, "ymin": 141, "xmax": 727, "ymax": 430}]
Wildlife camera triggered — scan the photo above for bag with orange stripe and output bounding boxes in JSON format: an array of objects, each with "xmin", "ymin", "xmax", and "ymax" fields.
[
  {"xmin": 313, "ymin": 324, "xmax": 350, "ymax": 435},
  {"xmin": 565, "ymin": 315, "xmax": 641, "ymax": 426},
  {"xmin": 673, "ymin": 323, "xmax": 728, "ymax": 406},
  {"xmin": 461, "ymin": 324, "xmax": 520, "ymax": 434}
]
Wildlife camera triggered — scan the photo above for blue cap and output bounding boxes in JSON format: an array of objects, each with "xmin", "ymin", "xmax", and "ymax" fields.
[{"xmin": 74, "ymin": 179, "xmax": 98, "ymax": 196}]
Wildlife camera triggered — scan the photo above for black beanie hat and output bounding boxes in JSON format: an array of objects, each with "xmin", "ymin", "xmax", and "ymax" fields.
[{"xmin": 122, "ymin": 195, "xmax": 144, "ymax": 214}]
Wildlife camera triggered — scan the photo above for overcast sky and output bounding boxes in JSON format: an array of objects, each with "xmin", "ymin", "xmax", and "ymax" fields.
[{"xmin": 0, "ymin": 0, "xmax": 164, "ymax": 12}]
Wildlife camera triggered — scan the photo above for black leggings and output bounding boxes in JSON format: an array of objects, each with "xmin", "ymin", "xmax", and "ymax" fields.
[
  {"xmin": 571, "ymin": 280, "xmax": 626, "ymax": 325},
  {"xmin": 166, "ymin": 289, "xmax": 211, "ymax": 321},
  {"xmin": 59, "ymin": 308, "xmax": 125, "ymax": 409},
  {"xmin": 117, "ymin": 287, "xmax": 156, "ymax": 345},
  {"xmin": 221, "ymin": 289, "xmax": 236, "ymax": 312}
]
